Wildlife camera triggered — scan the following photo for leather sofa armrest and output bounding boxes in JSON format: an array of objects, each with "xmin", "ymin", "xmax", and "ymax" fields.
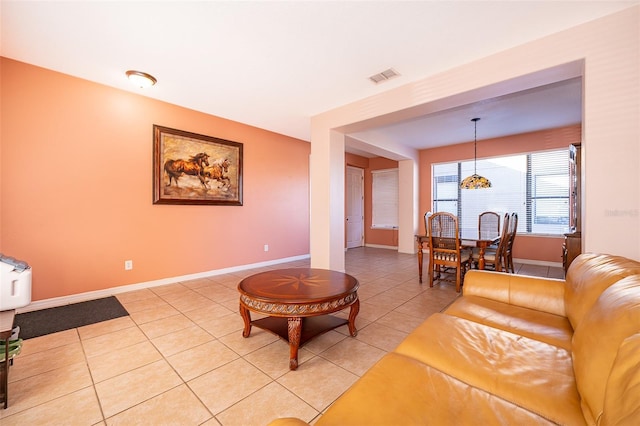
[{"xmin": 462, "ymin": 270, "xmax": 566, "ymax": 317}]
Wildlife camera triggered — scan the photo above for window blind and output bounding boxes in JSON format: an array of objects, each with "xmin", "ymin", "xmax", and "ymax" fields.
[
  {"xmin": 371, "ymin": 168, "xmax": 399, "ymax": 229},
  {"xmin": 433, "ymin": 148, "xmax": 570, "ymax": 236}
]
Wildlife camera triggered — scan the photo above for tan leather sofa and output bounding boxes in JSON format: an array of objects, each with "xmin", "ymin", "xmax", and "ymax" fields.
[{"xmin": 269, "ymin": 253, "xmax": 640, "ymax": 425}]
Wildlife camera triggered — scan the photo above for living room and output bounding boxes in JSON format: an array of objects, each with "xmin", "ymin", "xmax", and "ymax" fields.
[
  {"xmin": 2, "ymin": 4, "xmax": 638, "ymax": 308},
  {"xmin": 1, "ymin": 2, "xmax": 639, "ymax": 424}
]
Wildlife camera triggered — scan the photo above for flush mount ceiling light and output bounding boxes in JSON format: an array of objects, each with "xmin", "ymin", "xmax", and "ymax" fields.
[
  {"xmin": 126, "ymin": 70, "xmax": 157, "ymax": 88},
  {"xmin": 460, "ymin": 117, "xmax": 492, "ymax": 189}
]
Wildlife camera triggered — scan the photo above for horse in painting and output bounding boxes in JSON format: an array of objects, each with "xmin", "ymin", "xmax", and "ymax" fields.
[
  {"xmin": 204, "ymin": 158, "xmax": 231, "ymax": 188},
  {"xmin": 164, "ymin": 152, "xmax": 210, "ymax": 188}
]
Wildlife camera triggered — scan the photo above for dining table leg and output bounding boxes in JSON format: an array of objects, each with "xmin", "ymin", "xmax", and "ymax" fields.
[
  {"xmin": 416, "ymin": 238, "xmax": 424, "ymax": 283},
  {"xmin": 476, "ymin": 244, "xmax": 487, "ymax": 270},
  {"xmin": 476, "ymin": 242, "xmax": 487, "ymax": 270},
  {"xmin": 462, "ymin": 237, "xmax": 498, "ymax": 271}
]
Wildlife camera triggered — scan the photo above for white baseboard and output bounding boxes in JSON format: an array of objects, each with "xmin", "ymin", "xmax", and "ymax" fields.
[
  {"xmin": 364, "ymin": 244, "xmax": 398, "ymax": 250},
  {"xmin": 514, "ymin": 258, "xmax": 563, "ymax": 268},
  {"xmin": 17, "ymin": 254, "xmax": 311, "ymax": 314}
]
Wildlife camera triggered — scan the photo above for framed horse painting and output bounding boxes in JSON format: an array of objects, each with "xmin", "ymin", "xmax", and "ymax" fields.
[{"xmin": 153, "ymin": 125, "xmax": 243, "ymax": 205}]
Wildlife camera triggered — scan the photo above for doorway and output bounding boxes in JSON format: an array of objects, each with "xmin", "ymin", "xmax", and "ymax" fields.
[{"xmin": 346, "ymin": 166, "xmax": 364, "ymax": 249}]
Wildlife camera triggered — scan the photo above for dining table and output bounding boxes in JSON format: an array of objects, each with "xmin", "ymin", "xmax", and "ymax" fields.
[{"xmin": 415, "ymin": 232, "xmax": 500, "ymax": 284}]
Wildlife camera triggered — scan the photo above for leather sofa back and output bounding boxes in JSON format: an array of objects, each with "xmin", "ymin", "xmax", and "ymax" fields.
[{"xmin": 565, "ymin": 253, "xmax": 640, "ymax": 330}]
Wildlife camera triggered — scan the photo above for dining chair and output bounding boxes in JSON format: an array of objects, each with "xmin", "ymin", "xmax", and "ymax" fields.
[
  {"xmin": 427, "ymin": 212, "xmax": 471, "ymax": 293},
  {"xmin": 478, "ymin": 211, "xmax": 501, "ymax": 240},
  {"xmin": 423, "ymin": 211, "xmax": 433, "ymax": 237},
  {"xmin": 472, "ymin": 213, "xmax": 509, "ymax": 271},
  {"xmin": 504, "ymin": 212, "xmax": 518, "ymax": 273}
]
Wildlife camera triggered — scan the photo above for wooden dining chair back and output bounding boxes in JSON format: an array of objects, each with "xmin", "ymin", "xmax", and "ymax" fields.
[
  {"xmin": 504, "ymin": 212, "xmax": 519, "ymax": 273},
  {"xmin": 479, "ymin": 211, "xmax": 501, "ymax": 240},
  {"xmin": 428, "ymin": 212, "xmax": 470, "ymax": 293},
  {"xmin": 472, "ymin": 212, "xmax": 509, "ymax": 272},
  {"xmin": 423, "ymin": 211, "xmax": 433, "ymax": 237}
]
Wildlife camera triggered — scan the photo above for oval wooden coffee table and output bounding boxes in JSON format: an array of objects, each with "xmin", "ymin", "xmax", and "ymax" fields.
[{"xmin": 238, "ymin": 268, "xmax": 359, "ymax": 370}]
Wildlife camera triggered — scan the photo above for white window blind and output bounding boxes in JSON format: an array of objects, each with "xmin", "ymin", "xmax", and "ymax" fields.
[
  {"xmin": 371, "ymin": 168, "xmax": 398, "ymax": 229},
  {"xmin": 433, "ymin": 149, "xmax": 570, "ymax": 236}
]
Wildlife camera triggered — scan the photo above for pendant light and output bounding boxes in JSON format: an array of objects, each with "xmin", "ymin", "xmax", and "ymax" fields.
[{"xmin": 460, "ymin": 117, "xmax": 492, "ymax": 189}]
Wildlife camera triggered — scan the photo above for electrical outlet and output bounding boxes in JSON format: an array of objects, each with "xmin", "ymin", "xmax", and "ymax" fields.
[
  {"xmin": 124, "ymin": 260, "xmax": 133, "ymax": 270},
  {"xmin": 264, "ymin": 244, "xmax": 269, "ymax": 252}
]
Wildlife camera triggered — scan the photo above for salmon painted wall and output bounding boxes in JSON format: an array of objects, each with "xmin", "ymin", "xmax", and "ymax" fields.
[
  {"xmin": 345, "ymin": 153, "xmax": 368, "ymax": 170},
  {"xmin": 419, "ymin": 125, "xmax": 581, "ymax": 263},
  {"xmin": 0, "ymin": 58, "xmax": 310, "ymax": 302}
]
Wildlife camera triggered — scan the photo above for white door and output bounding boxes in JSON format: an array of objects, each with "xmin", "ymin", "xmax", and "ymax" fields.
[{"xmin": 346, "ymin": 166, "xmax": 364, "ymax": 249}]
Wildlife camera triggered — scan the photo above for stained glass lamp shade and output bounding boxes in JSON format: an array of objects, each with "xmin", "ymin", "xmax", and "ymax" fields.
[{"xmin": 460, "ymin": 118, "xmax": 492, "ymax": 189}]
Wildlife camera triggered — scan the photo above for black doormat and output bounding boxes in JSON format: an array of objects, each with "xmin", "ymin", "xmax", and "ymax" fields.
[{"xmin": 14, "ymin": 296, "xmax": 129, "ymax": 340}]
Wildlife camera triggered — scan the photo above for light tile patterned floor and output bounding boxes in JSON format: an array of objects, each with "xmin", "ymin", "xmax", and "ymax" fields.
[{"xmin": 1, "ymin": 248, "xmax": 562, "ymax": 425}]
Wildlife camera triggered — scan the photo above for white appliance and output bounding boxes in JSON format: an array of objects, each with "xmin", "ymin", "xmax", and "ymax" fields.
[{"xmin": 0, "ymin": 254, "xmax": 32, "ymax": 311}]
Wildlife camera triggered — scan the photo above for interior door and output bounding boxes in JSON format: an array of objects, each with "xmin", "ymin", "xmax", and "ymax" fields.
[{"xmin": 346, "ymin": 166, "xmax": 364, "ymax": 249}]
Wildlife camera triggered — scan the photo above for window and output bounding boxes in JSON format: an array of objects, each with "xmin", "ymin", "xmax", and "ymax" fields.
[
  {"xmin": 433, "ymin": 149, "xmax": 570, "ymax": 235},
  {"xmin": 371, "ymin": 168, "xmax": 398, "ymax": 229}
]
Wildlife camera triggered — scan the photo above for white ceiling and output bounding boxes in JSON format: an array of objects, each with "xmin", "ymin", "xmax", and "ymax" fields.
[{"xmin": 2, "ymin": 1, "xmax": 637, "ymax": 157}]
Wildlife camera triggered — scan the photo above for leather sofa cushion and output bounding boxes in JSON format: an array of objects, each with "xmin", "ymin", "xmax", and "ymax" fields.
[
  {"xmin": 394, "ymin": 313, "xmax": 585, "ymax": 425},
  {"xmin": 572, "ymin": 275, "xmax": 640, "ymax": 424},
  {"xmin": 565, "ymin": 253, "xmax": 640, "ymax": 330},
  {"xmin": 313, "ymin": 352, "xmax": 557, "ymax": 426},
  {"xmin": 445, "ymin": 295, "xmax": 573, "ymax": 350}
]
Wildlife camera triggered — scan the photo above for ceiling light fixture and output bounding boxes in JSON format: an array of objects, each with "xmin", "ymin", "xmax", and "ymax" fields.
[
  {"xmin": 460, "ymin": 117, "xmax": 492, "ymax": 189},
  {"xmin": 126, "ymin": 70, "xmax": 157, "ymax": 88}
]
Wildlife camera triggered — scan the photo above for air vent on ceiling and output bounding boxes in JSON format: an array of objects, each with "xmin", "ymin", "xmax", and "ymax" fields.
[{"xmin": 369, "ymin": 68, "xmax": 400, "ymax": 84}]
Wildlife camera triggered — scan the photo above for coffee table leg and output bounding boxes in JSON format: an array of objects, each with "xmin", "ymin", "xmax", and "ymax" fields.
[
  {"xmin": 348, "ymin": 299, "xmax": 359, "ymax": 337},
  {"xmin": 287, "ymin": 317, "xmax": 302, "ymax": 370},
  {"xmin": 239, "ymin": 304, "xmax": 252, "ymax": 338}
]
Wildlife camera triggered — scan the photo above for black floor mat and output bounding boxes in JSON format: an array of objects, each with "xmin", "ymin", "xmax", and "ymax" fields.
[{"xmin": 14, "ymin": 296, "xmax": 129, "ymax": 340}]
